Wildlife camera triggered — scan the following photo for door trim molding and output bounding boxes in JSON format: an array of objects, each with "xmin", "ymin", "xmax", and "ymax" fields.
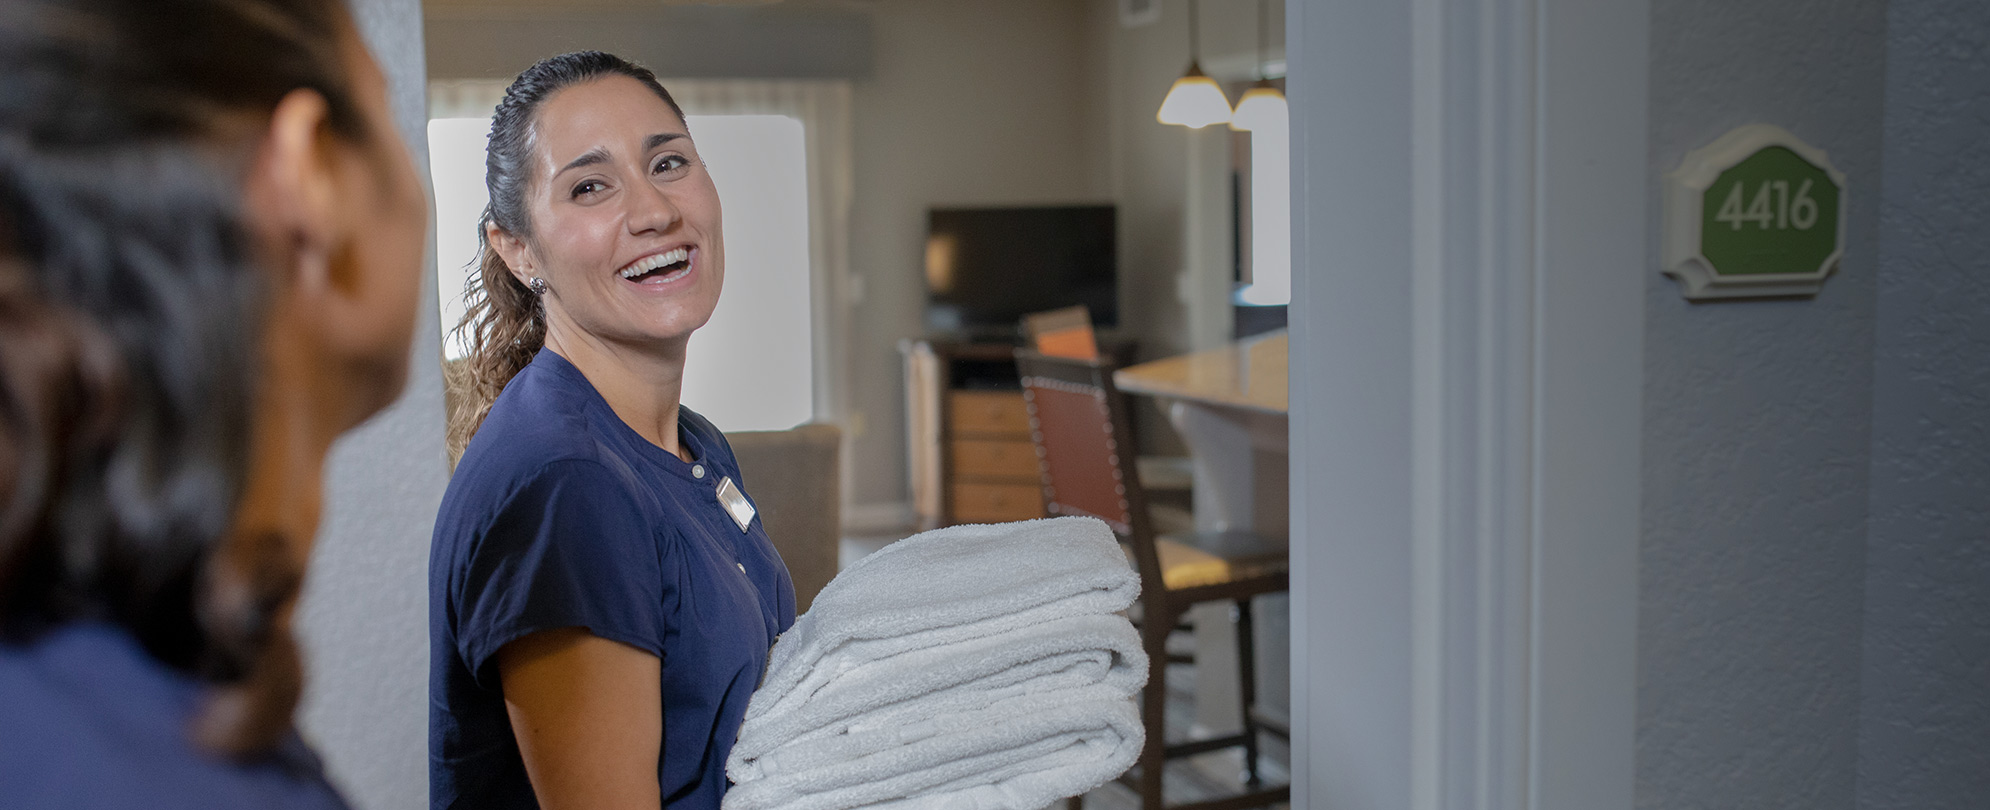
[{"xmin": 1286, "ymin": 0, "xmax": 1646, "ymax": 807}]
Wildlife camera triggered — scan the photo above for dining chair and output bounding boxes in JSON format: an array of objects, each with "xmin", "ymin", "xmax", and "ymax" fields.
[
  {"xmin": 1021, "ymin": 304, "xmax": 1102, "ymax": 360},
  {"xmin": 1019, "ymin": 307, "xmax": 1194, "ymax": 506},
  {"xmin": 1015, "ymin": 350, "xmax": 1290, "ymax": 810}
]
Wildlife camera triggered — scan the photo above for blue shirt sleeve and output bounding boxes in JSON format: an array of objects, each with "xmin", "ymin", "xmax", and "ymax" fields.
[{"xmin": 453, "ymin": 459, "xmax": 664, "ymax": 690}]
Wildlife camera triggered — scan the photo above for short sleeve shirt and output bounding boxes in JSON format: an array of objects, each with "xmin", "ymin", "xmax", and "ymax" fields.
[
  {"xmin": 428, "ymin": 350, "xmax": 796, "ymax": 810},
  {"xmin": 0, "ymin": 623, "xmax": 348, "ymax": 810}
]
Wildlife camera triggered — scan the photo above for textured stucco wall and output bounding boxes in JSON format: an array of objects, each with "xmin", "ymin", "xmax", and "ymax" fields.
[
  {"xmin": 1638, "ymin": 1, "xmax": 1887, "ymax": 808},
  {"xmin": 293, "ymin": 1, "xmax": 446, "ymax": 808},
  {"xmin": 1858, "ymin": 2, "xmax": 1990, "ymax": 808}
]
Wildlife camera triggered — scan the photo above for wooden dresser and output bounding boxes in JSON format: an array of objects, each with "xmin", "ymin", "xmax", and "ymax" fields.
[
  {"xmin": 903, "ymin": 340, "xmax": 1047, "ymax": 527},
  {"xmin": 944, "ymin": 389, "xmax": 1045, "ymax": 523},
  {"xmin": 903, "ymin": 338, "xmax": 1138, "ymax": 527}
]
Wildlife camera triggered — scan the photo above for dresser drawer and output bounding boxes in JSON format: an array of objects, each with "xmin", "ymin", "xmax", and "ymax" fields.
[
  {"xmin": 951, "ymin": 438, "xmax": 1042, "ymax": 480},
  {"xmin": 947, "ymin": 390, "xmax": 1032, "ymax": 436},
  {"xmin": 950, "ymin": 481, "xmax": 1046, "ymax": 524}
]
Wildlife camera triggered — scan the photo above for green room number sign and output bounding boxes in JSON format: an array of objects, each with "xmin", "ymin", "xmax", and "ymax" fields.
[{"xmin": 1663, "ymin": 124, "xmax": 1848, "ymax": 300}]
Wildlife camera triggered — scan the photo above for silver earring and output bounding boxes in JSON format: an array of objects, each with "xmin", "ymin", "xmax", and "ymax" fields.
[{"xmin": 528, "ymin": 277, "xmax": 548, "ymax": 295}]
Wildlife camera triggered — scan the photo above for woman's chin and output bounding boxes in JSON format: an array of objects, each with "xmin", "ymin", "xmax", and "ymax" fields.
[{"xmin": 610, "ymin": 310, "xmax": 716, "ymax": 350}]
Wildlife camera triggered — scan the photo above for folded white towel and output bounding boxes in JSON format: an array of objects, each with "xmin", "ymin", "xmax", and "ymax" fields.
[
  {"xmin": 721, "ymin": 692, "xmax": 1143, "ymax": 810},
  {"xmin": 746, "ymin": 517, "xmax": 1140, "ymax": 732},
  {"xmin": 731, "ymin": 613, "xmax": 1146, "ymax": 776},
  {"xmin": 724, "ymin": 517, "xmax": 1146, "ymax": 810}
]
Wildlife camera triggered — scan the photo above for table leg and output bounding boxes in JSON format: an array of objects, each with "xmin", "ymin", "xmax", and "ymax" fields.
[{"xmin": 1162, "ymin": 400, "xmax": 1291, "ymax": 741}]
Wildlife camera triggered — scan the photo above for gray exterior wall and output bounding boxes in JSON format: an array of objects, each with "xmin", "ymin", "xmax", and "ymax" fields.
[
  {"xmin": 1859, "ymin": 2, "xmax": 1990, "ymax": 808},
  {"xmin": 293, "ymin": 1, "xmax": 447, "ymax": 808},
  {"xmin": 1638, "ymin": 1, "xmax": 1888, "ymax": 808}
]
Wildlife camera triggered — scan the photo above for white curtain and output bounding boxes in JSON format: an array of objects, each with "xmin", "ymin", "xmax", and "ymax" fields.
[{"xmin": 668, "ymin": 80, "xmax": 854, "ymax": 429}]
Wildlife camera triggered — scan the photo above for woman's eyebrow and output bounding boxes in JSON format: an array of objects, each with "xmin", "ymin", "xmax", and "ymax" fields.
[
  {"xmin": 556, "ymin": 147, "xmax": 609, "ymax": 176},
  {"xmin": 554, "ymin": 134, "xmax": 685, "ymax": 177}
]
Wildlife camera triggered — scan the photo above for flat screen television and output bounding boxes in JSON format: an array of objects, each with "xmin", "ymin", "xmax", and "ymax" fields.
[{"xmin": 923, "ymin": 205, "xmax": 1116, "ymax": 336}]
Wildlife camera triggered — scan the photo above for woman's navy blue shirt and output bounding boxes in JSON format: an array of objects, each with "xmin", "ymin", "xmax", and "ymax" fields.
[
  {"xmin": 0, "ymin": 622, "xmax": 348, "ymax": 809},
  {"xmin": 428, "ymin": 350, "xmax": 796, "ymax": 810}
]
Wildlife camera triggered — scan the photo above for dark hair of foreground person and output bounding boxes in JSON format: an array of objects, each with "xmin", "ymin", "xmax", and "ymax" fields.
[{"xmin": 0, "ymin": 0, "xmax": 425, "ymax": 775}]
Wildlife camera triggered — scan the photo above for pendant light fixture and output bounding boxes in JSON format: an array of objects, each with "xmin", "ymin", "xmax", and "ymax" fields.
[
  {"xmin": 1156, "ymin": 0, "xmax": 1231, "ymax": 128},
  {"xmin": 1229, "ymin": 0, "xmax": 1287, "ymax": 132}
]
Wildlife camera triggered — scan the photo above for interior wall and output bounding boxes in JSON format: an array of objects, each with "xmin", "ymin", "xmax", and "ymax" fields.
[
  {"xmin": 1859, "ymin": 1, "xmax": 1990, "ymax": 807},
  {"xmin": 423, "ymin": 2, "xmax": 870, "ymax": 81},
  {"xmin": 1088, "ymin": 0, "xmax": 1284, "ymax": 362},
  {"xmin": 1084, "ymin": 0, "xmax": 1282, "ymax": 463},
  {"xmin": 293, "ymin": 1, "xmax": 447, "ymax": 809},
  {"xmin": 1094, "ymin": 0, "xmax": 1192, "ymax": 361},
  {"xmin": 839, "ymin": 0, "xmax": 1104, "ymax": 513},
  {"xmin": 1637, "ymin": 1, "xmax": 1887, "ymax": 808}
]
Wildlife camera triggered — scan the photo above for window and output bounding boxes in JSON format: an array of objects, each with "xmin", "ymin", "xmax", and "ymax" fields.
[
  {"xmin": 1235, "ymin": 103, "xmax": 1290, "ymax": 307},
  {"xmin": 1238, "ymin": 109, "xmax": 1290, "ymax": 306}
]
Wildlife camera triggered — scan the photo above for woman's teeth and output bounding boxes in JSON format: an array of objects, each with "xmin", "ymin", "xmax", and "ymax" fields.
[{"xmin": 618, "ymin": 247, "xmax": 691, "ymax": 280}]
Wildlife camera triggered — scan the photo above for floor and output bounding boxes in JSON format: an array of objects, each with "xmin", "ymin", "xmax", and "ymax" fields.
[
  {"xmin": 836, "ymin": 535, "xmax": 1294, "ymax": 809},
  {"xmin": 1069, "ymin": 626, "xmax": 1293, "ymax": 810}
]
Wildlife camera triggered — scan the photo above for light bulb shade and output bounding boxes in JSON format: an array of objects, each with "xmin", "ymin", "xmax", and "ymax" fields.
[
  {"xmin": 1157, "ymin": 70, "xmax": 1232, "ymax": 128},
  {"xmin": 1228, "ymin": 84, "xmax": 1287, "ymax": 131}
]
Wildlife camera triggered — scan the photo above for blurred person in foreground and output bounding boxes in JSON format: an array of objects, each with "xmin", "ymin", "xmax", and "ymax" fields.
[
  {"xmin": 0, "ymin": 0, "xmax": 427, "ymax": 806},
  {"xmin": 429, "ymin": 51, "xmax": 795, "ymax": 810}
]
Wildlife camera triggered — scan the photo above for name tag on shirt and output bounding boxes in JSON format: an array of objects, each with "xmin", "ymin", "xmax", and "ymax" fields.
[{"xmin": 716, "ymin": 476, "xmax": 755, "ymax": 533}]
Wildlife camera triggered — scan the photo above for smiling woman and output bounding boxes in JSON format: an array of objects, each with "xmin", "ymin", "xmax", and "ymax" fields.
[
  {"xmin": 428, "ymin": 52, "xmax": 797, "ymax": 810},
  {"xmin": 430, "ymin": 107, "xmax": 815, "ymax": 436}
]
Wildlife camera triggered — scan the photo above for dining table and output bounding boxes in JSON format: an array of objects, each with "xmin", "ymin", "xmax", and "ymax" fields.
[
  {"xmin": 1113, "ymin": 330, "xmax": 1291, "ymax": 737},
  {"xmin": 1115, "ymin": 330, "xmax": 1289, "ymax": 539}
]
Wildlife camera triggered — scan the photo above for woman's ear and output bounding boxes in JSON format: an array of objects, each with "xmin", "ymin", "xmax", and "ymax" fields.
[
  {"xmin": 240, "ymin": 80, "xmax": 425, "ymax": 430},
  {"xmin": 243, "ymin": 88, "xmax": 341, "ymax": 293},
  {"xmin": 487, "ymin": 221, "xmax": 535, "ymax": 286}
]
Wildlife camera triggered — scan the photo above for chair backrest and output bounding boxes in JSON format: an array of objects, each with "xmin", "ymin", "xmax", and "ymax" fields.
[
  {"xmin": 1014, "ymin": 350, "xmax": 1163, "ymax": 592},
  {"xmin": 1021, "ymin": 305, "xmax": 1100, "ymax": 360},
  {"xmin": 724, "ymin": 422, "xmax": 842, "ymax": 613}
]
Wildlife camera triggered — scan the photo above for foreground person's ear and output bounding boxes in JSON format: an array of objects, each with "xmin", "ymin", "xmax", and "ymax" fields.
[
  {"xmin": 243, "ymin": 80, "xmax": 420, "ymax": 423},
  {"xmin": 245, "ymin": 88, "xmax": 342, "ymax": 296}
]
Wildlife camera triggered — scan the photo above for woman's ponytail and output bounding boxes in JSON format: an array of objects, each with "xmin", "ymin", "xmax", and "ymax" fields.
[{"xmin": 446, "ymin": 229, "xmax": 544, "ymax": 460}]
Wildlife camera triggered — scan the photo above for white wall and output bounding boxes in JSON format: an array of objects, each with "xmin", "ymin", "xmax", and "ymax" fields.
[{"xmin": 293, "ymin": 1, "xmax": 448, "ymax": 808}]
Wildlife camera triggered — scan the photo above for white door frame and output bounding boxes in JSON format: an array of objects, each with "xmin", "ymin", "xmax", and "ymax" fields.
[{"xmin": 1286, "ymin": 0, "xmax": 1647, "ymax": 807}]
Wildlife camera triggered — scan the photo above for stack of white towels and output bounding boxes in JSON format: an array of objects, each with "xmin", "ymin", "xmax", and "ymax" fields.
[{"xmin": 723, "ymin": 516, "xmax": 1148, "ymax": 810}]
